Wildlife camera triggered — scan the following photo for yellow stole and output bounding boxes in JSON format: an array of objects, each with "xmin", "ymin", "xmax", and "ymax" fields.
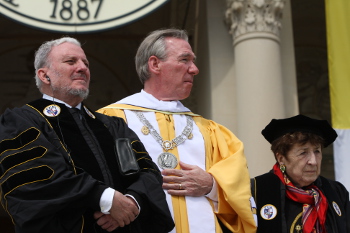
[{"xmin": 99, "ymin": 104, "xmax": 223, "ymax": 233}]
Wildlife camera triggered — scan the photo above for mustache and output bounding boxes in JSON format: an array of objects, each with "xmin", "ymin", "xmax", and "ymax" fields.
[{"xmin": 72, "ymin": 74, "xmax": 87, "ymax": 80}]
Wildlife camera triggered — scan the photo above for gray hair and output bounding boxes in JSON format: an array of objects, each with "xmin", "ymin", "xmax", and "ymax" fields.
[
  {"xmin": 34, "ymin": 37, "xmax": 81, "ymax": 91},
  {"xmin": 135, "ymin": 28, "xmax": 189, "ymax": 84}
]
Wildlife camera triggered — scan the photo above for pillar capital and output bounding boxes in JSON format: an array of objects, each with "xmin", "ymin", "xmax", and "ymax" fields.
[{"xmin": 225, "ymin": 0, "xmax": 285, "ymax": 44}]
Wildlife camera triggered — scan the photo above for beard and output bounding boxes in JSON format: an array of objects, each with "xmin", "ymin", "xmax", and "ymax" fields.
[
  {"xmin": 52, "ymin": 84, "xmax": 89, "ymax": 99},
  {"xmin": 51, "ymin": 71, "xmax": 90, "ymax": 99},
  {"xmin": 66, "ymin": 87, "xmax": 89, "ymax": 99}
]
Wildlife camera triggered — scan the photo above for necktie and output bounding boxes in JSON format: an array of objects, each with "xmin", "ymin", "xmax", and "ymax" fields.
[{"xmin": 69, "ymin": 107, "xmax": 82, "ymax": 120}]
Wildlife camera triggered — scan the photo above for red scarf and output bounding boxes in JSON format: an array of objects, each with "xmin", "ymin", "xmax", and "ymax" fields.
[{"xmin": 273, "ymin": 163, "xmax": 328, "ymax": 233}]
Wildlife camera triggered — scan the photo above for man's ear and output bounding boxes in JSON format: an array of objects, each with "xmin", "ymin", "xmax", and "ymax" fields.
[
  {"xmin": 148, "ymin": 56, "xmax": 161, "ymax": 74},
  {"xmin": 37, "ymin": 68, "xmax": 50, "ymax": 84}
]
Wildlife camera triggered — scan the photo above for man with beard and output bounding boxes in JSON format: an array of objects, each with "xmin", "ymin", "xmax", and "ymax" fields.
[{"xmin": 0, "ymin": 37, "xmax": 174, "ymax": 233}]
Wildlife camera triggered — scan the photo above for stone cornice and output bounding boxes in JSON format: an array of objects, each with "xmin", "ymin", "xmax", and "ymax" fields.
[{"xmin": 225, "ymin": 0, "xmax": 285, "ymax": 42}]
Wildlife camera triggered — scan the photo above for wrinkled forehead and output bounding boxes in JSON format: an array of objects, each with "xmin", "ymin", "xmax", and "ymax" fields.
[
  {"xmin": 49, "ymin": 42, "xmax": 87, "ymax": 60},
  {"xmin": 165, "ymin": 38, "xmax": 196, "ymax": 58}
]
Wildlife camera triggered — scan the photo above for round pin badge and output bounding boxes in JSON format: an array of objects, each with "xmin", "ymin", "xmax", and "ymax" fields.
[
  {"xmin": 332, "ymin": 201, "xmax": 342, "ymax": 216},
  {"xmin": 260, "ymin": 204, "xmax": 278, "ymax": 220},
  {"xmin": 43, "ymin": 104, "xmax": 61, "ymax": 117}
]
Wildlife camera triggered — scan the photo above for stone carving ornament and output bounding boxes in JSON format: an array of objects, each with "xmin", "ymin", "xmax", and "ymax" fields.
[{"xmin": 225, "ymin": 0, "xmax": 285, "ymax": 40}]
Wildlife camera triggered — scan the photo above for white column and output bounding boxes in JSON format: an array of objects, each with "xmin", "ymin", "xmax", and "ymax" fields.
[{"xmin": 226, "ymin": 0, "xmax": 287, "ymax": 176}]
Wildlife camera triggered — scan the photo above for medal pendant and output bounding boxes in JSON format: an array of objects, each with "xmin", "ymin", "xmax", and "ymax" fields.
[
  {"xmin": 141, "ymin": 126, "xmax": 149, "ymax": 135},
  {"xmin": 157, "ymin": 152, "xmax": 178, "ymax": 169}
]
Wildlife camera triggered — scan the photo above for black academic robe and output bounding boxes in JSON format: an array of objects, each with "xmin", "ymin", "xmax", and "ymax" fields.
[
  {"xmin": 252, "ymin": 171, "xmax": 350, "ymax": 233},
  {"xmin": 0, "ymin": 99, "xmax": 174, "ymax": 233}
]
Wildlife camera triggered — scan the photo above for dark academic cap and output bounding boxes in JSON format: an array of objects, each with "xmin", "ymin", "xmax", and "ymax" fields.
[{"xmin": 261, "ymin": 114, "xmax": 337, "ymax": 147}]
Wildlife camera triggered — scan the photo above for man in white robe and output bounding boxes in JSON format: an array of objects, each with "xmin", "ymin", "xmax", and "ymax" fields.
[{"xmin": 98, "ymin": 28, "xmax": 257, "ymax": 233}]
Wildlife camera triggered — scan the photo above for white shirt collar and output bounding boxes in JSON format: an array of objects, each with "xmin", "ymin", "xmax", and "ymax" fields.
[
  {"xmin": 115, "ymin": 90, "xmax": 190, "ymax": 112},
  {"xmin": 43, "ymin": 94, "xmax": 82, "ymax": 110}
]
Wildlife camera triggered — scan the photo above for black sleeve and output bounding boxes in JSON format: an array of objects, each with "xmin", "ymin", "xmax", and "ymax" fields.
[
  {"xmin": 0, "ymin": 107, "xmax": 108, "ymax": 232},
  {"xmin": 111, "ymin": 114, "xmax": 163, "ymax": 181},
  {"xmin": 98, "ymin": 114, "xmax": 174, "ymax": 233}
]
